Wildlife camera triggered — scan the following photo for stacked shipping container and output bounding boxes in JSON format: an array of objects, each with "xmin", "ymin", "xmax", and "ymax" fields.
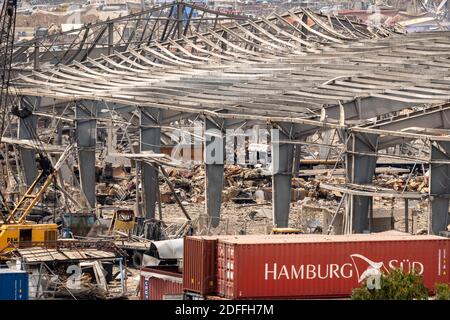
[
  {"xmin": 0, "ymin": 270, "xmax": 28, "ymax": 300},
  {"xmin": 183, "ymin": 235, "xmax": 236, "ymax": 295},
  {"xmin": 184, "ymin": 234, "xmax": 450, "ymax": 299},
  {"xmin": 183, "ymin": 236, "xmax": 218, "ymax": 295},
  {"xmin": 140, "ymin": 266, "xmax": 183, "ymax": 300}
]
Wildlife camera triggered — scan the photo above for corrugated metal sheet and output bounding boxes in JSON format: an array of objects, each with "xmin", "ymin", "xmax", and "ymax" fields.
[
  {"xmin": 140, "ymin": 267, "xmax": 183, "ymax": 300},
  {"xmin": 0, "ymin": 270, "xmax": 28, "ymax": 300},
  {"xmin": 216, "ymin": 233, "xmax": 445, "ymax": 243},
  {"xmin": 16, "ymin": 247, "xmax": 117, "ymax": 262},
  {"xmin": 216, "ymin": 235, "xmax": 450, "ymax": 299}
]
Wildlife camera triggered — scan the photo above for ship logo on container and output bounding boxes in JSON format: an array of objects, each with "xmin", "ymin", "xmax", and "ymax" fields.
[
  {"xmin": 350, "ymin": 254, "xmax": 384, "ymax": 283},
  {"xmin": 350, "ymin": 254, "xmax": 425, "ymax": 287}
]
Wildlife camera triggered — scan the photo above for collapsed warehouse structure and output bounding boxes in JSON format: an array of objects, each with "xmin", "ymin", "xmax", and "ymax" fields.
[
  {"xmin": 5, "ymin": 6, "xmax": 400, "ymax": 231},
  {"xmin": 11, "ymin": 2, "xmax": 249, "ymax": 71},
  {"xmin": 6, "ymin": 2, "xmax": 450, "ymax": 239},
  {"xmin": 2, "ymin": 0, "xmax": 450, "ymax": 301}
]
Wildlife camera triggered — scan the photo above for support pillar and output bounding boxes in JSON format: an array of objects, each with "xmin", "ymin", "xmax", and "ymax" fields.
[
  {"xmin": 56, "ymin": 121, "xmax": 63, "ymax": 145},
  {"xmin": 204, "ymin": 117, "xmax": 225, "ymax": 228},
  {"xmin": 429, "ymin": 141, "xmax": 450, "ymax": 235},
  {"xmin": 293, "ymin": 139, "xmax": 302, "ymax": 174},
  {"xmin": 75, "ymin": 101, "xmax": 97, "ymax": 208},
  {"xmin": 33, "ymin": 41, "xmax": 39, "ymax": 70},
  {"xmin": 346, "ymin": 132, "xmax": 378, "ymax": 233},
  {"xmin": 301, "ymin": 11, "xmax": 308, "ymax": 38},
  {"xmin": 140, "ymin": 108, "xmax": 162, "ymax": 220},
  {"xmin": 271, "ymin": 123, "xmax": 296, "ymax": 228},
  {"xmin": 18, "ymin": 114, "xmax": 38, "ymax": 186},
  {"xmin": 107, "ymin": 22, "xmax": 114, "ymax": 56},
  {"xmin": 177, "ymin": 3, "xmax": 183, "ymax": 39},
  {"xmin": 404, "ymin": 198, "xmax": 409, "ymax": 233},
  {"xmin": 319, "ymin": 129, "xmax": 333, "ymax": 159}
]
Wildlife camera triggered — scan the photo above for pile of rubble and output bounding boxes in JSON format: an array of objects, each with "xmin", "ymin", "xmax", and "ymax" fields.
[
  {"xmin": 90, "ymin": 163, "xmax": 373, "ymax": 210},
  {"xmin": 90, "ymin": 162, "xmax": 431, "ymax": 237},
  {"xmin": 161, "ymin": 165, "xmax": 334, "ymax": 205},
  {"xmin": 373, "ymin": 174, "xmax": 428, "ymax": 193},
  {"xmin": 92, "ymin": 162, "xmax": 430, "ymax": 207}
]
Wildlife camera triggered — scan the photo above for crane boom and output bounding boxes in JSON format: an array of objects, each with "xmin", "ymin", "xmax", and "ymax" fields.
[
  {"xmin": 0, "ymin": 1, "xmax": 61, "ymax": 252},
  {"xmin": 5, "ymin": 144, "xmax": 74, "ymax": 224},
  {"xmin": 0, "ymin": 0, "xmax": 18, "ymax": 220},
  {"xmin": 0, "ymin": 0, "xmax": 17, "ymax": 117}
]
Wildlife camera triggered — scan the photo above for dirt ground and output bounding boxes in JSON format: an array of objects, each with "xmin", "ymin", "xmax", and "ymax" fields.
[{"xmin": 159, "ymin": 197, "xmax": 430, "ymax": 236}]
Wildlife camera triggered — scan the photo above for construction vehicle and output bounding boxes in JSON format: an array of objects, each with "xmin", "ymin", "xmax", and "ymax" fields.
[
  {"xmin": 0, "ymin": 145, "xmax": 74, "ymax": 252},
  {"xmin": 109, "ymin": 209, "xmax": 135, "ymax": 234},
  {"xmin": 0, "ymin": 0, "xmax": 76, "ymax": 253}
]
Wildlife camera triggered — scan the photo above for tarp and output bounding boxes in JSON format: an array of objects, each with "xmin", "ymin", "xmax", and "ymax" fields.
[{"xmin": 151, "ymin": 238, "xmax": 183, "ymax": 259}]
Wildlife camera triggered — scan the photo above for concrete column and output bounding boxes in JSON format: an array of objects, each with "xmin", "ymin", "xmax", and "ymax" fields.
[
  {"xmin": 140, "ymin": 108, "xmax": 162, "ymax": 220},
  {"xmin": 177, "ymin": 3, "xmax": 183, "ymax": 39},
  {"xmin": 429, "ymin": 141, "xmax": 450, "ymax": 235},
  {"xmin": 107, "ymin": 22, "xmax": 114, "ymax": 56},
  {"xmin": 293, "ymin": 138, "xmax": 302, "ymax": 174},
  {"xmin": 18, "ymin": 114, "xmax": 38, "ymax": 186},
  {"xmin": 404, "ymin": 198, "xmax": 409, "ymax": 233},
  {"xmin": 301, "ymin": 11, "xmax": 308, "ymax": 38},
  {"xmin": 56, "ymin": 121, "xmax": 63, "ymax": 145},
  {"xmin": 204, "ymin": 117, "xmax": 225, "ymax": 228},
  {"xmin": 271, "ymin": 123, "xmax": 296, "ymax": 228},
  {"xmin": 33, "ymin": 41, "xmax": 39, "ymax": 70},
  {"xmin": 75, "ymin": 101, "xmax": 97, "ymax": 208},
  {"xmin": 346, "ymin": 132, "xmax": 378, "ymax": 233},
  {"xmin": 318, "ymin": 129, "xmax": 334, "ymax": 159}
]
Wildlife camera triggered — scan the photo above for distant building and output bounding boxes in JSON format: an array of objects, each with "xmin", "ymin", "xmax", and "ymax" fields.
[{"xmin": 90, "ymin": 0, "xmax": 142, "ymax": 5}]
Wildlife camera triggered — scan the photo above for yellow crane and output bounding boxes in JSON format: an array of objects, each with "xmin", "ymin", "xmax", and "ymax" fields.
[
  {"xmin": 0, "ymin": 0, "xmax": 72, "ymax": 253},
  {"xmin": 0, "ymin": 144, "xmax": 74, "ymax": 252}
]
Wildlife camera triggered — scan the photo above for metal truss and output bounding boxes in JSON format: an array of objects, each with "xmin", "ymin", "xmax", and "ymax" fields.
[
  {"xmin": 13, "ymin": 8, "xmax": 397, "ymax": 123},
  {"xmin": 12, "ymin": 1, "xmax": 250, "ymax": 70}
]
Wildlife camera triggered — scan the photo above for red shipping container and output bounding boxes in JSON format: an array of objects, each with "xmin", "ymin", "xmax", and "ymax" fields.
[
  {"xmin": 216, "ymin": 234, "xmax": 450, "ymax": 299},
  {"xmin": 140, "ymin": 267, "xmax": 183, "ymax": 300},
  {"xmin": 183, "ymin": 236, "xmax": 235, "ymax": 295}
]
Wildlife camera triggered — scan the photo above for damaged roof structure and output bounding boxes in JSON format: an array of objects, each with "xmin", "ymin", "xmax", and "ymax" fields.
[
  {"xmin": 7, "ymin": 2, "xmax": 450, "ymax": 238},
  {"xmin": 12, "ymin": 1, "xmax": 249, "ymax": 70}
]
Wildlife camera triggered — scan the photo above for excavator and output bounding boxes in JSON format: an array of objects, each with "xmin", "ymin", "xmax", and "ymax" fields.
[{"xmin": 0, "ymin": 0, "xmax": 70, "ymax": 253}]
